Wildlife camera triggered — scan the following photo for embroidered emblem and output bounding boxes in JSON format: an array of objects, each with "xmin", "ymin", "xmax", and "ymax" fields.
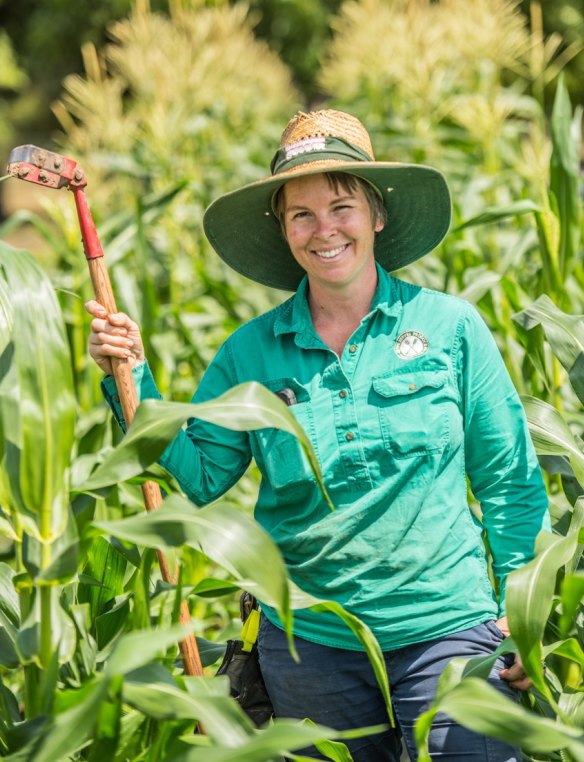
[
  {"xmin": 394, "ymin": 331, "xmax": 429, "ymax": 359},
  {"xmin": 285, "ymin": 137, "xmax": 326, "ymax": 161}
]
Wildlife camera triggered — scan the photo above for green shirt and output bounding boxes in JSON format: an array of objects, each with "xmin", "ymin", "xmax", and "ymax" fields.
[{"xmin": 103, "ymin": 266, "xmax": 549, "ymax": 651}]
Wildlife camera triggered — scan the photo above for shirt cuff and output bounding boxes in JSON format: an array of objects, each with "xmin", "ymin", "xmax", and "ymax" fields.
[{"xmin": 101, "ymin": 360, "xmax": 162, "ymax": 431}]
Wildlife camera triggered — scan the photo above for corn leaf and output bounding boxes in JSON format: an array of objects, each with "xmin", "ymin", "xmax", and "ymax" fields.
[
  {"xmin": 169, "ymin": 718, "xmax": 387, "ymax": 762},
  {"xmin": 123, "ymin": 666, "xmax": 253, "ymax": 745},
  {"xmin": 415, "ymin": 677, "xmax": 584, "ymax": 762},
  {"xmin": 550, "ymin": 74, "xmax": 582, "ymax": 280},
  {"xmin": 95, "ymin": 496, "xmax": 291, "ymax": 634},
  {"xmin": 453, "ymin": 199, "xmax": 540, "ymax": 232},
  {"xmin": 505, "ymin": 529, "xmax": 579, "ymax": 699},
  {"xmin": 0, "ymin": 243, "xmax": 76, "ymax": 541},
  {"xmin": 514, "ymin": 295, "xmax": 584, "ymax": 403},
  {"xmin": 289, "ymin": 585, "xmax": 393, "ymax": 727},
  {"xmin": 521, "ymin": 395, "xmax": 584, "ymax": 486},
  {"xmin": 77, "ymin": 384, "xmax": 333, "ymax": 509}
]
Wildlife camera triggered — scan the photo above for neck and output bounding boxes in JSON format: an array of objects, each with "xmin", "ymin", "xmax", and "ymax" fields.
[
  {"xmin": 307, "ymin": 267, "xmax": 378, "ymax": 325},
  {"xmin": 306, "ymin": 267, "xmax": 379, "ymax": 356}
]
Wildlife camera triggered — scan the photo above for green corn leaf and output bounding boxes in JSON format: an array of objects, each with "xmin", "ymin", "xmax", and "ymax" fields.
[
  {"xmin": 414, "ymin": 640, "xmax": 515, "ymax": 756},
  {"xmin": 78, "ymin": 536, "xmax": 128, "ymax": 619},
  {"xmin": 123, "ymin": 665, "xmax": 253, "ymax": 745},
  {"xmin": 94, "ymin": 495, "xmax": 291, "ymax": 635},
  {"xmin": 0, "ymin": 243, "xmax": 76, "ymax": 542},
  {"xmin": 3, "ymin": 677, "xmax": 110, "ymax": 762},
  {"xmin": 415, "ymin": 677, "xmax": 584, "ymax": 762},
  {"xmin": 76, "ymin": 384, "xmax": 333, "ymax": 510},
  {"xmin": 542, "ymin": 638, "xmax": 584, "ymax": 669},
  {"xmin": 513, "ymin": 295, "xmax": 584, "ymax": 403},
  {"xmin": 550, "ymin": 74, "xmax": 582, "ymax": 280},
  {"xmin": 290, "ymin": 584, "xmax": 393, "ymax": 727},
  {"xmin": 521, "ymin": 395, "xmax": 584, "ymax": 487},
  {"xmin": 104, "ymin": 620, "xmax": 200, "ymax": 677},
  {"xmin": 453, "ymin": 199, "xmax": 540, "ymax": 232},
  {"xmin": 86, "ymin": 675, "xmax": 123, "ymax": 762},
  {"xmin": 168, "ymin": 718, "xmax": 388, "ymax": 762},
  {"xmin": 505, "ymin": 529, "xmax": 579, "ymax": 699},
  {"xmin": 558, "ymin": 572, "xmax": 584, "ymax": 637}
]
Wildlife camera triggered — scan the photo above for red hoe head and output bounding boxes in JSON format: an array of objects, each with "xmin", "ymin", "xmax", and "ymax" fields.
[{"xmin": 7, "ymin": 145, "xmax": 87, "ymax": 190}]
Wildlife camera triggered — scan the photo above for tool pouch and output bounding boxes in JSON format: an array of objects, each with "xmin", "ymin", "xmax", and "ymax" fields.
[{"xmin": 216, "ymin": 592, "xmax": 274, "ymax": 727}]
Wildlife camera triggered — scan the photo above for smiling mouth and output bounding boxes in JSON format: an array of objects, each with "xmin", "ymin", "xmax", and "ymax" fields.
[{"xmin": 312, "ymin": 244, "xmax": 349, "ymax": 259}]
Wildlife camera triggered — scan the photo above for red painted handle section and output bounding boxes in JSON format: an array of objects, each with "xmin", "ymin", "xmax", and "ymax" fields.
[{"xmin": 72, "ymin": 188, "xmax": 105, "ymax": 260}]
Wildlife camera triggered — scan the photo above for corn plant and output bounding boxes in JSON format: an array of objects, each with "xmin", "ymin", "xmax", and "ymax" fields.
[
  {"xmin": 411, "ymin": 295, "xmax": 584, "ymax": 761},
  {"xmin": 0, "ymin": 240, "xmax": 395, "ymax": 760},
  {"xmin": 321, "ymin": 0, "xmax": 583, "ymax": 397}
]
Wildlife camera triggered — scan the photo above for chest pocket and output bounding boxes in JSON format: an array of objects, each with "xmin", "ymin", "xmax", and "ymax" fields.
[
  {"xmin": 372, "ymin": 368, "xmax": 454, "ymax": 457},
  {"xmin": 254, "ymin": 378, "xmax": 319, "ymax": 495}
]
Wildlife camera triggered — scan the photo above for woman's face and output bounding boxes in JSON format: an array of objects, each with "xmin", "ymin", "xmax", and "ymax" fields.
[{"xmin": 281, "ymin": 174, "xmax": 384, "ymax": 291}]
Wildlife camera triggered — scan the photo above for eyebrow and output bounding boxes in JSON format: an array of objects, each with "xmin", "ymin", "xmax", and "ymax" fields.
[{"xmin": 285, "ymin": 194, "xmax": 356, "ymax": 212}]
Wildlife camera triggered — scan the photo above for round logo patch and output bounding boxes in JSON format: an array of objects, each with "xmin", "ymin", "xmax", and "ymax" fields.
[{"xmin": 394, "ymin": 331, "xmax": 429, "ymax": 360}]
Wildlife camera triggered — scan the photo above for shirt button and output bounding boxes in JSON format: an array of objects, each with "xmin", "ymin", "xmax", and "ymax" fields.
[
  {"xmin": 409, "ymin": 384, "xmax": 416, "ymax": 391},
  {"xmin": 348, "ymin": 344, "xmax": 357, "ymax": 353},
  {"xmin": 339, "ymin": 390, "xmax": 348, "ymax": 399},
  {"xmin": 345, "ymin": 431, "xmax": 355, "ymax": 441}
]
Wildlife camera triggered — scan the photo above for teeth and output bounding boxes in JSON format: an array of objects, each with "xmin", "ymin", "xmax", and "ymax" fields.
[{"xmin": 315, "ymin": 245, "xmax": 346, "ymax": 259}]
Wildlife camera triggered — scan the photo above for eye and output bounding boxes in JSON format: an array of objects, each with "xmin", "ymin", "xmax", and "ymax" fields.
[
  {"xmin": 333, "ymin": 203, "xmax": 353, "ymax": 212},
  {"xmin": 290, "ymin": 210, "xmax": 311, "ymax": 220}
]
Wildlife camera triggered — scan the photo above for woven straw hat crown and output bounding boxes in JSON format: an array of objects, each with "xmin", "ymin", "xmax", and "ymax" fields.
[{"xmin": 279, "ymin": 110, "xmax": 375, "ymax": 160}]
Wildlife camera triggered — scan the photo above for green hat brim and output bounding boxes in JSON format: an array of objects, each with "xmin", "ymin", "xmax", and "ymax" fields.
[{"xmin": 203, "ymin": 161, "xmax": 451, "ymax": 291}]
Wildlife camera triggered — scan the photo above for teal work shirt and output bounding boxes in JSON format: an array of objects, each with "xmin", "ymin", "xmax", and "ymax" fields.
[{"xmin": 103, "ymin": 266, "xmax": 549, "ymax": 651}]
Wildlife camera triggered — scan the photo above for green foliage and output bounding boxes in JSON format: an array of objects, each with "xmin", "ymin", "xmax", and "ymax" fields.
[{"xmin": 0, "ymin": 244, "xmax": 392, "ymax": 759}]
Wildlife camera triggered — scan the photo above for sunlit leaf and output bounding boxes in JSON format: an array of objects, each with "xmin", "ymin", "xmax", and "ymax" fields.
[
  {"xmin": 0, "ymin": 243, "xmax": 76, "ymax": 542},
  {"xmin": 290, "ymin": 585, "xmax": 393, "ymax": 726},
  {"xmin": 559, "ymin": 572, "xmax": 584, "ymax": 637},
  {"xmin": 76, "ymin": 385, "xmax": 333, "ymax": 510},
  {"xmin": 514, "ymin": 295, "xmax": 584, "ymax": 402},
  {"xmin": 169, "ymin": 718, "xmax": 387, "ymax": 762},
  {"xmin": 416, "ymin": 677, "xmax": 584, "ymax": 762},
  {"xmin": 94, "ymin": 495, "xmax": 291, "ymax": 634},
  {"xmin": 522, "ymin": 395, "xmax": 584, "ymax": 486},
  {"xmin": 506, "ymin": 529, "xmax": 579, "ymax": 698},
  {"xmin": 453, "ymin": 200, "xmax": 540, "ymax": 231},
  {"xmin": 123, "ymin": 666, "xmax": 253, "ymax": 745}
]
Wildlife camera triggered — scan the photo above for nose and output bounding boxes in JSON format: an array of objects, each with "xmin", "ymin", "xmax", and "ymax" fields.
[{"xmin": 313, "ymin": 213, "xmax": 337, "ymax": 239}]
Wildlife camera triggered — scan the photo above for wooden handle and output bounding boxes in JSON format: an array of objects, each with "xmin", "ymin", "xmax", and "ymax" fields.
[{"xmin": 80, "ymin": 201, "xmax": 204, "ymax": 678}]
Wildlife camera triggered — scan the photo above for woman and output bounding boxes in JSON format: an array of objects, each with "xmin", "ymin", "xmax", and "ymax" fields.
[{"xmin": 87, "ymin": 109, "xmax": 549, "ymax": 761}]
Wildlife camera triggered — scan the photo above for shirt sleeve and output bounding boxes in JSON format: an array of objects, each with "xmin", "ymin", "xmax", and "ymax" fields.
[
  {"xmin": 101, "ymin": 345, "xmax": 252, "ymax": 506},
  {"xmin": 459, "ymin": 304, "xmax": 550, "ymax": 615}
]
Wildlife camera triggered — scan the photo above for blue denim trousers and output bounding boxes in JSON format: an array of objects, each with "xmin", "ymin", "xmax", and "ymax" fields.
[{"xmin": 257, "ymin": 616, "xmax": 520, "ymax": 761}]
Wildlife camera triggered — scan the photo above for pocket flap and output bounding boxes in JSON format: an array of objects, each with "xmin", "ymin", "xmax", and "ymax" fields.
[{"xmin": 373, "ymin": 369, "xmax": 448, "ymax": 399}]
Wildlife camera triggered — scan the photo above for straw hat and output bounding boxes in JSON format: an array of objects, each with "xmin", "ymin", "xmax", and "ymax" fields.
[{"xmin": 203, "ymin": 109, "xmax": 451, "ymax": 291}]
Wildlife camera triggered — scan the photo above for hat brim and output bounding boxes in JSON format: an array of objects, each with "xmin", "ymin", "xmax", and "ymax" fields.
[{"xmin": 203, "ymin": 160, "xmax": 451, "ymax": 291}]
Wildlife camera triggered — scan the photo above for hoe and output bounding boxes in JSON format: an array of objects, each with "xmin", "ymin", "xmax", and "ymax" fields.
[{"xmin": 7, "ymin": 144, "xmax": 204, "ymax": 678}]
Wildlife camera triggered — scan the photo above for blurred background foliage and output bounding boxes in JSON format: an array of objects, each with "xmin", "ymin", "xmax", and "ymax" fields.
[
  {"xmin": 0, "ymin": 0, "xmax": 583, "ymax": 512},
  {"xmin": 0, "ymin": 1, "xmax": 583, "ymax": 758}
]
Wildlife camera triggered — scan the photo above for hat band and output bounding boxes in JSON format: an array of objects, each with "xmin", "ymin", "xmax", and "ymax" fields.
[{"xmin": 270, "ymin": 136, "xmax": 373, "ymax": 175}]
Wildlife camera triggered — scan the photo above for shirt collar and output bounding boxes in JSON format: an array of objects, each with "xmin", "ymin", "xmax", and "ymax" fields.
[{"xmin": 273, "ymin": 264, "xmax": 402, "ymax": 338}]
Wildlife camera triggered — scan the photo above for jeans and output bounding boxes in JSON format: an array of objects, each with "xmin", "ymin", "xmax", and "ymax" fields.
[{"xmin": 257, "ymin": 616, "xmax": 520, "ymax": 761}]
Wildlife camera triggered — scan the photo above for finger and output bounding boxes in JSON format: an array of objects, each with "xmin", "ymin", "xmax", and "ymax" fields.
[
  {"xmin": 90, "ymin": 333, "xmax": 133, "ymax": 352},
  {"xmin": 109, "ymin": 312, "xmax": 137, "ymax": 330},
  {"xmin": 90, "ymin": 317, "xmax": 128, "ymax": 337},
  {"xmin": 91, "ymin": 340, "xmax": 133, "ymax": 359},
  {"xmin": 84, "ymin": 300, "xmax": 108, "ymax": 318}
]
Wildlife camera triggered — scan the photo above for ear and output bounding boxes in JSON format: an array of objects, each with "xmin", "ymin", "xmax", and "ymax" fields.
[{"xmin": 374, "ymin": 217, "xmax": 385, "ymax": 234}]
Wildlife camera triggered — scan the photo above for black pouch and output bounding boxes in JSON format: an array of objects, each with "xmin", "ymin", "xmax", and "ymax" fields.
[{"xmin": 215, "ymin": 593, "xmax": 274, "ymax": 727}]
